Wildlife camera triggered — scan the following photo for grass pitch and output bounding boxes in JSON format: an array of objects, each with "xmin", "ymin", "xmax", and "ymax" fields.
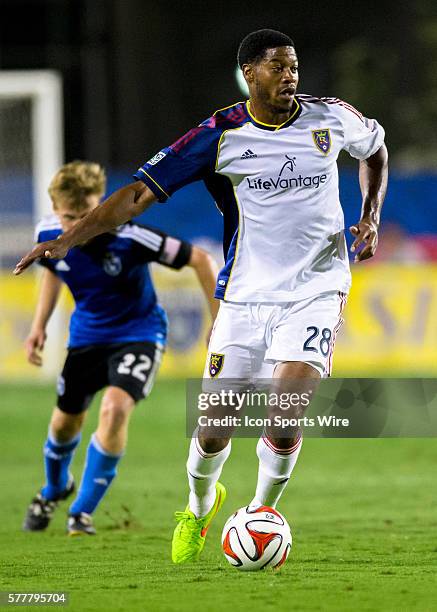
[{"xmin": 0, "ymin": 381, "xmax": 436, "ymax": 612}]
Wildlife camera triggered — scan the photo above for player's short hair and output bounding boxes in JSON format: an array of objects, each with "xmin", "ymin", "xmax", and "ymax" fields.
[
  {"xmin": 237, "ymin": 29, "xmax": 295, "ymax": 68},
  {"xmin": 48, "ymin": 160, "xmax": 106, "ymax": 209}
]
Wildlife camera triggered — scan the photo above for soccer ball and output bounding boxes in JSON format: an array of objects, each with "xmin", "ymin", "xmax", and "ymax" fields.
[{"xmin": 221, "ymin": 506, "xmax": 292, "ymax": 571}]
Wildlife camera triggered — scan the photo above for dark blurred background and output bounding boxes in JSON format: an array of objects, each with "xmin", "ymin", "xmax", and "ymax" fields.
[
  {"xmin": 2, "ymin": 0, "xmax": 436, "ymax": 253},
  {"xmin": 1, "ymin": 0, "xmax": 436, "ymax": 170}
]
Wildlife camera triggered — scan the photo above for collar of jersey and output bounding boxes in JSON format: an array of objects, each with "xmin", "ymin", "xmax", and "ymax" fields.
[{"xmin": 246, "ymin": 98, "xmax": 302, "ymax": 131}]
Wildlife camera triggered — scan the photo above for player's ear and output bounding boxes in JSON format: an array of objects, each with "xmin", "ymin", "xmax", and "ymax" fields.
[{"xmin": 242, "ymin": 64, "xmax": 254, "ymax": 84}]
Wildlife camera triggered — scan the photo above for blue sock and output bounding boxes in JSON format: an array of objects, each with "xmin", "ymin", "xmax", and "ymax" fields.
[
  {"xmin": 41, "ymin": 431, "xmax": 81, "ymax": 500},
  {"xmin": 69, "ymin": 434, "xmax": 122, "ymax": 516}
]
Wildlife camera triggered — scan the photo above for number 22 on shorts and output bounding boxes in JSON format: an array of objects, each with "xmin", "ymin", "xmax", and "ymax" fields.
[{"xmin": 117, "ymin": 353, "xmax": 152, "ymax": 381}]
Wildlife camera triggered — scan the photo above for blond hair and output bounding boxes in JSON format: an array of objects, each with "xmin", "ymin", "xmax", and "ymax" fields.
[{"xmin": 48, "ymin": 160, "xmax": 106, "ymax": 210}]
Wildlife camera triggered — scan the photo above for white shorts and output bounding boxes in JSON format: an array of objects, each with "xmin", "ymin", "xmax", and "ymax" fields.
[{"xmin": 204, "ymin": 291, "xmax": 347, "ymax": 380}]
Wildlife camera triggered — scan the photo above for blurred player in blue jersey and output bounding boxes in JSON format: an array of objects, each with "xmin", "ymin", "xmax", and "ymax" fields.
[
  {"xmin": 23, "ymin": 160, "xmax": 219, "ymax": 535},
  {"xmin": 16, "ymin": 29, "xmax": 388, "ymax": 561}
]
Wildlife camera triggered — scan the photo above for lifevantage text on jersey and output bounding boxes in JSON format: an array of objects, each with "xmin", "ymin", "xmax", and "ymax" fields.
[{"xmin": 246, "ymin": 172, "xmax": 328, "ymax": 191}]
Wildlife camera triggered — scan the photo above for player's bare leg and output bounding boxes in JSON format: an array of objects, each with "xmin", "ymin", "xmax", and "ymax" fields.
[
  {"xmin": 23, "ymin": 408, "xmax": 85, "ymax": 531},
  {"xmin": 50, "ymin": 407, "xmax": 87, "ymax": 442},
  {"xmin": 68, "ymin": 387, "xmax": 135, "ymax": 535},
  {"xmin": 250, "ymin": 362, "xmax": 320, "ymax": 510},
  {"xmin": 95, "ymin": 386, "xmax": 135, "ymax": 454}
]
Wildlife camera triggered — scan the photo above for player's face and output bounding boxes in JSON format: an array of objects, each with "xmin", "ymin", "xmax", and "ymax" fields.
[
  {"xmin": 245, "ymin": 46, "xmax": 299, "ymax": 114},
  {"xmin": 54, "ymin": 195, "xmax": 101, "ymax": 233}
]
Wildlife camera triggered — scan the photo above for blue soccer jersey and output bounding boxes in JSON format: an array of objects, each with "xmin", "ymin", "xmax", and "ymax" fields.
[{"xmin": 35, "ymin": 217, "xmax": 192, "ymax": 348}]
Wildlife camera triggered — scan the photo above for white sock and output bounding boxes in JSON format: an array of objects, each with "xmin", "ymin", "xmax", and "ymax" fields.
[
  {"xmin": 250, "ymin": 433, "xmax": 302, "ymax": 510},
  {"xmin": 187, "ymin": 436, "xmax": 231, "ymax": 518}
]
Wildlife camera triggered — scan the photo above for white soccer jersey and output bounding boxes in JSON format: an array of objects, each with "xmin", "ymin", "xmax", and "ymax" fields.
[{"xmin": 135, "ymin": 95, "xmax": 385, "ymax": 303}]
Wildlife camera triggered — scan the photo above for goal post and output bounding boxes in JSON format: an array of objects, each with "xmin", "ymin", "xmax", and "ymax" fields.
[
  {"xmin": 0, "ymin": 70, "xmax": 64, "ymax": 223},
  {"xmin": 0, "ymin": 70, "xmax": 65, "ymax": 380}
]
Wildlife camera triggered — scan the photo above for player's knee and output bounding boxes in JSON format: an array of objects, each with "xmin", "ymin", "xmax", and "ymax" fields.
[
  {"xmin": 99, "ymin": 399, "xmax": 132, "ymax": 432},
  {"xmin": 267, "ymin": 436, "xmax": 297, "ymax": 450},
  {"xmin": 198, "ymin": 435, "xmax": 229, "ymax": 454},
  {"xmin": 50, "ymin": 408, "xmax": 84, "ymax": 442}
]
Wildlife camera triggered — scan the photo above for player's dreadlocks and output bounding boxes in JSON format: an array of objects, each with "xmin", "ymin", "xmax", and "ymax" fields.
[{"xmin": 237, "ymin": 29, "xmax": 295, "ymax": 68}]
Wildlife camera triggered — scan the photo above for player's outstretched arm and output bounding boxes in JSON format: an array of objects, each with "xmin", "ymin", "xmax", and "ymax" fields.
[
  {"xmin": 25, "ymin": 268, "xmax": 63, "ymax": 366},
  {"xmin": 188, "ymin": 246, "xmax": 220, "ymax": 321},
  {"xmin": 350, "ymin": 143, "xmax": 388, "ymax": 263},
  {"xmin": 14, "ymin": 182, "xmax": 157, "ymax": 275}
]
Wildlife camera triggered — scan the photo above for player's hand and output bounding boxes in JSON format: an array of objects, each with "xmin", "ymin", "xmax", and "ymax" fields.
[
  {"xmin": 25, "ymin": 329, "xmax": 47, "ymax": 367},
  {"xmin": 13, "ymin": 238, "xmax": 70, "ymax": 275},
  {"xmin": 349, "ymin": 218, "xmax": 379, "ymax": 263}
]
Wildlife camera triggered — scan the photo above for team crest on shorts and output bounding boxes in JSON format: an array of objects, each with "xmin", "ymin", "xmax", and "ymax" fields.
[
  {"xmin": 312, "ymin": 129, "xmax": 331, "ymax": 155},
  {"xmin": 209, "ymin": 353, "xmax": 224, "ymax": 378}
]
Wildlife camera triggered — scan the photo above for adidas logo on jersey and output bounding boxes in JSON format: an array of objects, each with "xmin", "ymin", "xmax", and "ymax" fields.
[
  {"xmin": 55, "ymin": 260, "xmax": 70, "ymax": 271},
  {"xmin": 241, "ymin": 149, "xmax": 257, "ymax": 159}
]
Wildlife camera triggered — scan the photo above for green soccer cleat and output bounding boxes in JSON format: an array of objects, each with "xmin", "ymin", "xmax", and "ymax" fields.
[{"xmin": 172, "ymin": 482, "xmax": 226, "ymax": 564}]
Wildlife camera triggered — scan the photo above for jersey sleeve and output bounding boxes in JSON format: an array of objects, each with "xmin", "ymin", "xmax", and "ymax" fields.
[
  {"xmin": 338, "ymin": 102, "xmax": 385, "ymax": 160},
  {"xmin": 120, "ymin": 223, "xmax": 192, "ymax": 269},
  {"xmin": 158, "ymin": 233, "xmax": 192, "ymax": 269},
  {"xmin": 133, "ymin": 122, "xmax": 221, "ymax": 202}
]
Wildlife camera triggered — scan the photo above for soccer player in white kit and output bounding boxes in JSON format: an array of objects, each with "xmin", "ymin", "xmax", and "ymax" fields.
[{"xmin": 15, "ymin": 29, "xmax": 388, "ymax": 564}]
